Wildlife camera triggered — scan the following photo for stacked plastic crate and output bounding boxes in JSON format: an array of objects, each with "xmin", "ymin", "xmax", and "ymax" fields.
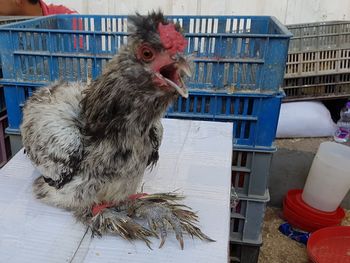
[
  {"xmin": 164, "ymin": 17, "xmax": 291, "ymax": 263},
  {"xmin": 284, "ymin": 21, "xmax": 350, "ymax": 101},
  {"xmin": 0, "ymin": 15, "xmax": 291, "ymax": 262},
  {"xmin": 0, "ymin": 16, "xmax": 32, "ymax": 166}
]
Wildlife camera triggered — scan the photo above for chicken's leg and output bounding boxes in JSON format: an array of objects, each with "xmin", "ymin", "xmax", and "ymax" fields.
[{"xmin": 88, "ymin": 193, "xmax": 214, "ymax": 249}]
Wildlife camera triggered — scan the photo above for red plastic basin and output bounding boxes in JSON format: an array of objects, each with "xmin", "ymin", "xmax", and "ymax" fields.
[
  {"xmin": 283, "ymin": 199, "xmax": 332, "ymax": 232},
  {"xmin": 286, "ymin": 189, "xmax": 345, "ymax": 224},
  {"xmin": 307, "ymin": 226, "xmax": 350, "ymax": 263}
]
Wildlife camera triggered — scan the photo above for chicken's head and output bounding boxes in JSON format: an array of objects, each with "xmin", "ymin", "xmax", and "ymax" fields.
[{"xmin": 128, "ymin": 11, "xmax": 190, "ymax": 98}]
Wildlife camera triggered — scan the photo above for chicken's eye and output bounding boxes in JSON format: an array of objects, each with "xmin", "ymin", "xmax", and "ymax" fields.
[{"xmin": 141, "ymin": 47, "xmax": 155, "ymax": 62}]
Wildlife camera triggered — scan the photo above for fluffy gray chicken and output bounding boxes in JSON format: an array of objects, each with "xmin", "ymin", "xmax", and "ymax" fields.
[{"xmin": 21, "ymin": 11, "xmax": 212, "ymax": 249}]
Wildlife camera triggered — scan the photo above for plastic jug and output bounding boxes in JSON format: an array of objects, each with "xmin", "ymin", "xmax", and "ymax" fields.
[
  {"xmin": 334, "ymin": 101, "xmax": 350, "ymax": 143},
  {"xmin": 302, "ymin": 142, "xmax": 350, "ymax": 212}
]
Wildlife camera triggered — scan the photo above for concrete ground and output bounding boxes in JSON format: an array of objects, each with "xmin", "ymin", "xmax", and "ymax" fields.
[{"xmin": 269, "ymin": 137, "xmax": 350, "ymax": 209}]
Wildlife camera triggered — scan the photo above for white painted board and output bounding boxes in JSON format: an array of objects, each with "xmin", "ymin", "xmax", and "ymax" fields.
[{"xmin": 0, "ymin": 119, "xmax": 232, "ymax": 263}]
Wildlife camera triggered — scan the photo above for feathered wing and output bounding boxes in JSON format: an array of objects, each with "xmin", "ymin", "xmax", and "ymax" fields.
[
  {"xmin": 21, "ymin": 82, "xmax": 85, "ymax": 189},
  {"xmin": 147, "ymin": 119, "xmax": 163, "ymax": 168}
]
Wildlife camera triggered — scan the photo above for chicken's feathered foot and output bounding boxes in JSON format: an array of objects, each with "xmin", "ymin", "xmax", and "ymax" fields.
[
  {"xmin": 90, "ymin": 206, "xmax": 156, "ymax": 249},
  {"xmin": 89, "ymin": 193, "xmax": 214, "ymax": 249}
]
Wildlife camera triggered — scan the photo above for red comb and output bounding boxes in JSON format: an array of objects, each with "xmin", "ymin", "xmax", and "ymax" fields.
[{"xmin": 158, "ymin": 23, "xmax": 187, "ymax": 55}]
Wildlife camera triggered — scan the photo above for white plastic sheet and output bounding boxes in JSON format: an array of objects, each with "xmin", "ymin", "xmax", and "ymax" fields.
[{"xmin": 277, "ymin": 101, "xmax": 336, "ymax": 138}]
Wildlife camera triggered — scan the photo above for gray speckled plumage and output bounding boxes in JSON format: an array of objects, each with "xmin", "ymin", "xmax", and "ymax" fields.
[
  {"xmin": 20, "ymin": 11, "xmax": 212, "ymax": 248},
  {"xmin": 21, "ymin": 12, "xmax": 174, "ymax": 212}
]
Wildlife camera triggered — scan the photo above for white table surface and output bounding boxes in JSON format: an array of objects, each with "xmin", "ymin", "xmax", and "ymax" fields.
[{"xmin": 0, "ymin": 119, "xmax": 233, "ymax": 263}]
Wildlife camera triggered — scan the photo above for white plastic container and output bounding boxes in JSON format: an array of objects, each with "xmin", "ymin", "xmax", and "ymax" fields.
[{"xmin": 302, "ymin": 142, "xmax": 350, "ymax": 212}]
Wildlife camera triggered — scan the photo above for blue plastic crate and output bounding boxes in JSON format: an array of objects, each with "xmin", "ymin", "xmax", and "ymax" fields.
[
  {"xmin": 166, "ymin": 90, "xmax": 283, "ymax": 149},
  {"xmin": 2, "ymin": 84, "xmax": 283, "ymax": 150},
  {"xmin": 0, "ymin": 83, "xmax": 36, "ymax": 134},
  {"xmin": 0, "ymin": 15, "xmax": 290, "ymax": 145},
  {"xmin": 0, "ymin": 15, "xmax": 291, "ymax": 90}
]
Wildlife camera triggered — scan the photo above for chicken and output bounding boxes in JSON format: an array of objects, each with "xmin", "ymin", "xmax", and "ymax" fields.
[{"xmin": 20, "ymin": 11, "xmax": 212, "ymax": 249}]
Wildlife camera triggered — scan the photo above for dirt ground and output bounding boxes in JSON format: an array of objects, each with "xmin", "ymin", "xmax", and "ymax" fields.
[
  {"xmin": 258, "ymin": 207, "xmax": 350, "ymax": 263},
  {"xmin": 275, "ymin": 138, "xmax": 332, "ymax": 153},
  {"xmin": 275, "ymin": 137, "xmax": 350, "ymax": 152}
]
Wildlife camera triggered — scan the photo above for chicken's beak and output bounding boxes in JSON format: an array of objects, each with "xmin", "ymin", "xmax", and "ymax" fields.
[
  {"xmin": 151, "ymin": 53, "xmax": 191, "ymax": 99},
  {"xmin": 165, "ymin": 62, "xmax": 190, "ymax": 99}
]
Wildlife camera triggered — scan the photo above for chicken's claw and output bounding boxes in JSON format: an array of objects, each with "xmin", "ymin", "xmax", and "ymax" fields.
[
  {"xmin": 129, "ymin": 192, "xmax": 214, "ymax": 249},
  {"xmin": 89, "ymin": 208, "xmax": 156, "ymax": 249}
]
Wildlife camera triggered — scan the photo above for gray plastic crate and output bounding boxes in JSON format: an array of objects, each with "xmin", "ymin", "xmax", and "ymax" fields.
[
  {"xmin": 283, "ymin": 73, "xmax": 350, "ymax": 101},
  {"xmin": 284, "ymin": 21, "xmax": 350, "ymax": 100},
  {"xmin": 287, "ymin": 21, "xmax": 350, "ymax": 53},
  {"xmin": 232, "ymin": 149, "xmax": 273, "ymax": 197},
  {"xmin": 285, "ymin": 21, "xmax": 350, "ymax": 78},
  {"xmin": 230, "ymin": 240, "xmax": 262, "ymax": 263},
  {"xmin": 230, "ymin": 191, "xmax": 269, "ymax": 243},
  {"xmin": 285, "ymin": 48, "xmax": 350, "ymax": 78}
]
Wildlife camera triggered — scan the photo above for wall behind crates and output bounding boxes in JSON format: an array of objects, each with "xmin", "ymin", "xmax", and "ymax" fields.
[{"xmin": 46, "ymin": 0, "xmax": 350, "ymax": 24}]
